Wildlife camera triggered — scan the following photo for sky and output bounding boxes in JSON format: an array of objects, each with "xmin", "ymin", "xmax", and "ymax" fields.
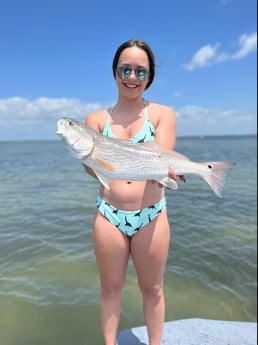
[{"xmin": 0, "ymin": 0, "xmax": 257, "ymax": 140}]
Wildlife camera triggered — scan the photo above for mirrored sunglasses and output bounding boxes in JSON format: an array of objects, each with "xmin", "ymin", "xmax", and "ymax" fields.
[{"xmin": 116, "ymin": 65, "xmax": 149, "ymax": 81}]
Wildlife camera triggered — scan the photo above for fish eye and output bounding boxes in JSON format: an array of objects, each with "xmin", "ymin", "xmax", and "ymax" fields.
[{"xmin": 69, "ymin": 121, "xmax": 73, "ymax": 126}]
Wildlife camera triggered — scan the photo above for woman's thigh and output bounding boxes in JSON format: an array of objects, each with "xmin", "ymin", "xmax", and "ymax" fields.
[
  {"xmin": 93, "ymin": 210, "xmax": 130, "ymax": 287},
  {"xmin": 130, "ymin": 209, "xmax": 170, "ymax": 289}
]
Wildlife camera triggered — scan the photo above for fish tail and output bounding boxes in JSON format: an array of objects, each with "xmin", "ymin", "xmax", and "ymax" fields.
[{"xmin": 202, "ymin": 161, "xmax": 236, "ymax": 198}]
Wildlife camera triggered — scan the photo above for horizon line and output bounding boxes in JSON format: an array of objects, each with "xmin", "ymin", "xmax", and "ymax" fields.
[{"xmin": 0, "ymin": 133, "xmax": 256, "ymax": 143}]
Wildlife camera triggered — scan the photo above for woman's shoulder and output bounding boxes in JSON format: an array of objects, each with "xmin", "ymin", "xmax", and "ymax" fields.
[
  {"xmin": 147, "ymin": 101, "xmax": 176, "ymax": 124},
  {"xmin": 148, "ymin": 101, "xmax": 175, "ymax": 113},
  {"xmin": 85, "ymin": 108, "xmax": 110, "ymax": 132}
]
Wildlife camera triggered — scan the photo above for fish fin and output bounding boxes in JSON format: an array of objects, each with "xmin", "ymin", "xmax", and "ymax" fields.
[
  {"xmin": 138, "ymin": 142, "xmax": 168, "ymax": 151},
  {"xmin": 95, "ymin": 157, "xmax": 115, "ymax": 171},
  {"xmin": 158, "ymin": 177, "xmax": 178, "ymax": 190},
  {"xmin": 94, "ymin": 170, "xmax": 111, "ymax": 190},
  {"xmin": 138, "ymin": 142, "xmax": 190, "ymax": 160},
  {"xmin": 120, "ymin": 139, "xmax": 136, "ymax": 145},
  {"xmin": 202, "ymin": 161, "xmax": 236, "ymax": 198},
  {"xmin": 170, "ymin": 150, "xmax": 190, "ymax": 161}
]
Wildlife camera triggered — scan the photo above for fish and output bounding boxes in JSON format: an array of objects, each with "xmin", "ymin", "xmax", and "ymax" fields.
[{"xmin": 56, "ymin": 117, "xmax": 236, "ymax": 198}]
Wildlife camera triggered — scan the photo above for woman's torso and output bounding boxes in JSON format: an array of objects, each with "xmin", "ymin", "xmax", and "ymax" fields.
[{"xmin": 92, "ymin": 101, "xmax": 166, "ymax": 210}]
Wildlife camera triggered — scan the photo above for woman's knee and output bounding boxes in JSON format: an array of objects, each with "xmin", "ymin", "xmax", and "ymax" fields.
[
  {"xmin": 140, "ymin": 283, "xmax": 164, "ymax": 303},
  {"xmin": 101, "ymin": 280, "xmax": 125, "ymax": 299}
]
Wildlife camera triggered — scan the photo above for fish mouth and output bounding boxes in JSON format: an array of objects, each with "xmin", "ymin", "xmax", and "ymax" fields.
[
  {"xmin": 56, "ymin": 119, "xmax": 65, "ymax": 136},
  {"xmin": 56, "ymin": 129, "xmax": 63, "ymax": 136}
]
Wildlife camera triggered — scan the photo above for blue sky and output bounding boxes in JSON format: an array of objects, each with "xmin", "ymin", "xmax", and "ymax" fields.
[{"xmin": 0, "ymin": 0, "xmax": 257, "ymax": 140}]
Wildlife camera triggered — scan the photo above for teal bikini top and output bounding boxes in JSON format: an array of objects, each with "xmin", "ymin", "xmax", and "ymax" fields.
[{"xmin": 102, "ymin": 100, "xmax": 155, "ymax": 144}]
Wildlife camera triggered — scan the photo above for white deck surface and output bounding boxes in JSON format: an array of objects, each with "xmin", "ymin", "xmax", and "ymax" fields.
[{"xmin": 117, "ymin": 318, "xmax": 257, "ymax": 345}]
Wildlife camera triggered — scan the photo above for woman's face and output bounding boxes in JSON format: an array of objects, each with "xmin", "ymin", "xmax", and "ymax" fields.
[{"xmin": 115, "ymin": 46, "xmax": 150, "ymax": 97}]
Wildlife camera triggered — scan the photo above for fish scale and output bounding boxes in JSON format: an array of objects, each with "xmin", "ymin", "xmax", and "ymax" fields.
[
  {"xmin": 56, "ymin": 118, "xmax": 236, "ymax": 198},
  {"xmin": 92, "ymin": 139, "xmax": 205, "ymax": 180}
]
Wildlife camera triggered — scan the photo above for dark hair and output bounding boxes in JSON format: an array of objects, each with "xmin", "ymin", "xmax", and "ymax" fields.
[{"xmin": 112, "ymin": 39, "xmax": 155, "ymax": 90}]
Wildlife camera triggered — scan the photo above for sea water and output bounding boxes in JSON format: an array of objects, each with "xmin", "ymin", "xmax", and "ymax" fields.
[{"xmin": 0, "ymin": 135, "xmax": 256, "ymax": 345}]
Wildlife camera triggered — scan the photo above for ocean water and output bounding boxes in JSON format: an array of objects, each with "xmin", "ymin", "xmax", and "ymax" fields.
[{"xmin": 0, "ymin": 135, "xmax": 257, "ymax": 345}]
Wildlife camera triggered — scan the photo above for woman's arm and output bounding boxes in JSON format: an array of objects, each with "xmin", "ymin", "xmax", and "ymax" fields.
[
  {"xmin": 155, "ymin": 105, "xmax": 184, "ymax": 182},
  {"xmin": 82, "ymin": 112, "xmax": 103, "ymax": 180}
]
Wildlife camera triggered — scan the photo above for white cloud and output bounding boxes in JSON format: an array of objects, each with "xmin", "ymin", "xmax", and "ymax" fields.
[
  {"xmin": 182, "ymin": 44, "xmax": 220, "ymax": 71},
  {"xmin": 0, "ymin": 97, "xmax": 256, "ymax": 140},
  {"xmin": 176, "ymin": 105, "xmax": 256, "ymax": 135},
  {"xmin": 173, "ymin": 91, "xmax": 184, "ymax": 98},
  {"xmin": 176, "ymin": 105, "xmax": 255, "ymax": 123},
  {"xmin": 182, "ymin": 32, "xmax": 257, "ymax": 71},
  {"xmin": 0, "ymin": 97, "xmax": 106, "ymax": 126},
  {"xmin": 232, "ymin": 32, "xmax": 258, "ymax": 59}
]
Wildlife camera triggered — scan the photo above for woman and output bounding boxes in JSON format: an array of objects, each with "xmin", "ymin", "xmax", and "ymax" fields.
[{"xmin": 84, "ymin": 39, "xmax": 178, "ymax": 345}]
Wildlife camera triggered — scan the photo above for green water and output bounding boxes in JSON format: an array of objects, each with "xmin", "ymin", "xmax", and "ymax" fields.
[{"xmin": 0, "ymin": 136, "xmax": 256, "ymax": 344}]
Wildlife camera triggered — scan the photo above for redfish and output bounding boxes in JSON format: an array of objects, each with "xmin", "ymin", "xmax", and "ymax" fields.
[{"xmin": 56, "ymin": 118, "xmax": 235, "ymax": 198}]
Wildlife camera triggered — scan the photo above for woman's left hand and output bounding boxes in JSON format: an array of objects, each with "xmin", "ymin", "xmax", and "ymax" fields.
[
  {"xmin": 168, "ymin": 168, "xmax": 185, "ymax": 183},
  {"xmin": 151, "ymin": 168, "xmax": 185, "ymax": 188}
]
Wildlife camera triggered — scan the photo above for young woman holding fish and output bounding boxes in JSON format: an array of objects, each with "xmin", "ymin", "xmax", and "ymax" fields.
[{"xmin": 84, "ymin": 39, "xmax": 178, "ymax": 345}]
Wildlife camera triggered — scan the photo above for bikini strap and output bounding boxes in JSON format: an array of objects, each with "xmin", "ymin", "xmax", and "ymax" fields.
[
  {"xmin": 106, "ymin": 106, "xmax": 114, "ymax": 123},
  {"xmin": 109, "ymin": 99, "xmax": 148, "ymax": 119},
  {"xmin": 143, "ymin": 99, "xmax": 148, "ymax": 118},
  {"xmin": 109, "ymin": 106, "xmax": 114, "ymax": 116},
  {"xmin": 101, "ymin": 107, "xmax": 113, "ymax": 134}
]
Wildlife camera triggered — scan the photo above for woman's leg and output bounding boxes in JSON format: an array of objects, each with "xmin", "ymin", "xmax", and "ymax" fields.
[
  {"xmin": 130, "ymin": 209, "xmax": 170, "ymax": 345},
  {"xmin": 93, "ymin": 210, "xmax": 130, "ymax": 345}
]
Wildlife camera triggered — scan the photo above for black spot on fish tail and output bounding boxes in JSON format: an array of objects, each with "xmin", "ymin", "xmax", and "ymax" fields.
[
  {"xmin": 148, "ymin": 214, "xmax": 152, "ymax": 222},
  {"xmin": 125, "ymin": 216, "xmax": 132, "ymax": 227},
  {"xmin": 134, "ymin": 209, "xmax": 143, "ymax": 217}
]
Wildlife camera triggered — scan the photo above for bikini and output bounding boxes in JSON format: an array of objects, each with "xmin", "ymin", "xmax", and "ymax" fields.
[
  {"xmin": 97, "ymin": 196, "xmax": 166, "ymax": 238},
  {"xmin": 102, "ymin": 99, "xmax": 155, "ymax": 144},
  {"xmin": 97, "ymin": 99, "xmax": 167, "ymax": 238}
]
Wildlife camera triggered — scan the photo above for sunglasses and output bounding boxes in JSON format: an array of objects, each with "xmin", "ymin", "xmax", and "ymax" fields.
[{"xmin": 116, "ymin": 65, "xmax": 149, "ymax": 81}]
